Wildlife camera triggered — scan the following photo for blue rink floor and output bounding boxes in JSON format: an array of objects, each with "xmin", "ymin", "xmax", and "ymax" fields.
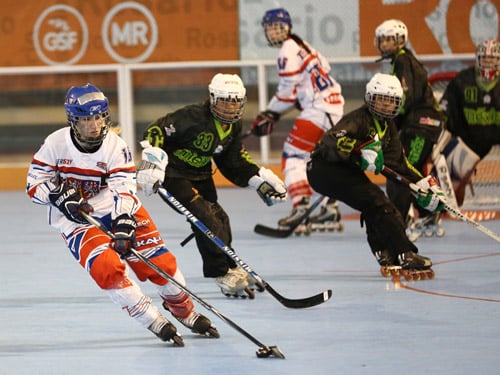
[{"xmin": 1, "ymin": 188, "xmax": 499, "ymax": 375}]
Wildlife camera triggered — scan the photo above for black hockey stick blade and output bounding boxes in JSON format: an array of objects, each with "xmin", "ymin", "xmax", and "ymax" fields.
[
  {"xmin": 265, "ymin": 283, "xmax": 333, "ymax": 309},
  {"xmin": 254, "ymin": 223, "xmax": 296, "ymax": 238},
  {"xmin": 253, "ymin": 196, "xmax": 325, "ymax": 238}
]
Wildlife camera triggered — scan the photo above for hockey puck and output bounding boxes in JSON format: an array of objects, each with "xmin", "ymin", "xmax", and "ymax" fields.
[{"xmin": 256, "ymin": 345, "xmax": 285, "ymax": 359}]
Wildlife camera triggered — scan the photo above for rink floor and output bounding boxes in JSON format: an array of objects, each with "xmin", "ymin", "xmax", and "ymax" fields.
[{"xmin": 1, "ymin": 188, "xmax": 499, "ymax": 375}]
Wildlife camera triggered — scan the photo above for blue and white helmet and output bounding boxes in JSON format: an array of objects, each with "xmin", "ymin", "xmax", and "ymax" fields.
[
  {"xmin": 262, "ymin": 8, "xmax": 292, "ymax": 47},
  {"xmin": 64, "ymin": 83, "xmax": 111, "ymax": 148}
]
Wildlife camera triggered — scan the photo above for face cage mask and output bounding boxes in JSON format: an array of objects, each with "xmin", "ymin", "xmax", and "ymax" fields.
[
  {"xmin": 477, "ymin": 58, "xmax": 500, "ymax": 82},
  {"xmin": 210, "ymin": 97, "xmax": 247, "ymax": 124},
  {"xmin": 70, "ymin": 113, "xmax": 111, "ymax": 149},
  {"xmin": 366, "ymin": 94, "xmax": 402, "ymax": 120},
  {"xmin": 264, "ymin": 23, "xmax": 289, "ymax": 47}
]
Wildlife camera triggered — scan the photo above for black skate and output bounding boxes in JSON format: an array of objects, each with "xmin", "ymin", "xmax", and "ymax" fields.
[
  {"xmin": 308, "ymin": 199, "xmax": 344, "ymax": 233},
  {"xmin": 373, "ymin": 250, "xmax": 393, "ymax": 267},
  {"xmin": 148, "ymin": 315, "xmax": 184, "ymax": 346},
  {"xmin": 170, "ymin": 310, "xmax": 220, "ymax": 338},
  {"xmin": 380, "ymin": 251, "xmax": 434, "ymax": 281},
  {"xmin": 278, "ymin": 197, "xmax": 311, "ymax": 236}
]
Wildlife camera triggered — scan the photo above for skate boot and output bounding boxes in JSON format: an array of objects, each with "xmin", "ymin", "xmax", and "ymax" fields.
[
  {"xmin": 407, "ymin": 213, "xmax": 445, "ymax": 241},
  {"xmin": 215, "ymin": 267, "xmax": 253, "ymax": 299},
  {"xmin": 420, "ymin": 212, "xmax": 445, "ymax": 238},
  {"xmin": 394, "ymin": 251, "xmax": 434, "ymax": 281},
  {"xmin": 278, "ymin": 197, "xmax": 310, "ymax": 236},
  {"xmin": 405, "ymin": 215, "xmax": 421, "ymax": 242},
  {"xmin": 232, "ymin": 266, "xmax": 265, "ymax": 293},
  {"xmin": 380, "ymin": 251, "xmax": 434, "ymax": 281},
  {"xmin": 148, "ymin": 314, "xmax": 184, "ymax": 346},
  {"xmin": 308, "ymin": 199, "xmax": 344, "ymax": 232},
  {"xmin": 173, "ymin": 311, "xmax": 220, "ymax": 338},
  {"xmin": 373, "ymin": 249, "xmax": 394, "ymax": 267}
]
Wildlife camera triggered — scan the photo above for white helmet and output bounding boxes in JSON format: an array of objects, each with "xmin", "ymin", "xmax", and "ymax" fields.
[
  {"xmin": 475, "ymin": 39, "xmax": 500, "ymax": 82},
  {"xmin": 374, "ymin": 19, "xmax": 408, "ymax": 56},
  {"xmin": 365, "ymin": 73, "xmax": 403, "ymax": 120},
  {"xmin": 208, "ymin": 73, "xmax": 247, "ymax": 123}
]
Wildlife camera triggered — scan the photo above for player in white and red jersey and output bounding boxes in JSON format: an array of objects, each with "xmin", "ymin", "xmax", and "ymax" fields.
[
  {"xmin": 250, "ymin": 7, "xmax": 345, "ymax": 234},
  {"xmin": 26, "ymin": 83, "xmax": 218, "ymax": 346}
]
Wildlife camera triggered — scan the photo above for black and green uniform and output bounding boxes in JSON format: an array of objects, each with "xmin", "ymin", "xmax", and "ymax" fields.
[
  {"xmin": 383, "ymin": 48, "xmax": 444, "ymax": 219},
  {"xmin": 307, "ymin": 105, "xmax": 422, "ymax": 262},
  {"xmin": 440, "ymin": 66, "xmax": 500, "ymax": 160},
  {"xmin": 143, "ymin": 100, "xmax": 260, "ymax": 278}
]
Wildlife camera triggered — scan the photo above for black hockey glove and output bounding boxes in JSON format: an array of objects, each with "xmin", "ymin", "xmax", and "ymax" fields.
[
  {"xmin": 250, "ymin": 110, "xmax": 280, "ymax": 137},
  {"xmin": 111, "ymin": 214, "xmax": 137, "ymax": 257},
  {"xmin": 49, "ymin": 184, "xmax": 94, "ymax": 224}
]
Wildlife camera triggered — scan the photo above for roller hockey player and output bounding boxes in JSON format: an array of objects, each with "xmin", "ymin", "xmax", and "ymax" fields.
[
  {"xmin": 307, "ymin": 73, "xmax": 445, "ymax": 280},
  {"xmin": 374, "ymin": 19, "xmax": 446, "ymax": 241},
  {"xmin": 439, "ymin": 39, "xmax": 500, "ymax": 208},
  {"xmin": 26, "ymin": 83, "xmax": 218, "ymax": 346},
  {"xmin": 137, "ymin": 73, "xmax": 287, "ymax": 299},
  {"xmin": 250, "ymin": 8, "xmax": 345, "ymax": 235}
]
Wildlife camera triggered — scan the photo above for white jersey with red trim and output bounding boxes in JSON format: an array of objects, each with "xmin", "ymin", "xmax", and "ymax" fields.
[
  {"xmin": 26, "ymin": 127, "xmax": 139, "ymax": 235},
  {"xmin": 267, "ymin": 37, "xmax": 344, "ymax": 121}
]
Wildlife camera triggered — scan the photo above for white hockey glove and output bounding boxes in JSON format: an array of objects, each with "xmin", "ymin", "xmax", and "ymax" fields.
[
  {"xmin": 248, "ymin": 167, "xmax": 287, "ymax": 206},
  {"xmin": 414, "ymin": 175, "xmax": 446, "ymax": 212},
  {"xmin": 137, "ymin": 140, "xmax": 168, "ymax": 196},
  {"xmin": 359, "ymin": 139, "xmax": 384, "ymax": 174}
]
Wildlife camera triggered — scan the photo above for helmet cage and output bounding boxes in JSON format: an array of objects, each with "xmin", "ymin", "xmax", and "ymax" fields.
[
  {"xmin": 262, "ymin": 8, "xmax": 291, "ymax": 47},
  {"xmin": 65, "ymin": 84, "xmax": 111, "ymax": 148},
  {"xmin": 208, "ymin": 74, "xmax": 247, "ymax": 123},
  {"xmin": 476, "ymin": 39, "xmax": 500, "ymax": 82},
  {"xmin": 365, "ymin": 74, "xmax": 403, "ymax": 120}
]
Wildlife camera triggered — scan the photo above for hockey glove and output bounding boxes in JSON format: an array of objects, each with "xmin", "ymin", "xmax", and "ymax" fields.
[
  {"xmin": 359, "ymin": 140, "xmax": 384, "ymax": 174},
  {"xmin": 111, "ymin": 214, "xmax": 137, "ymax": 257},
  {"xmin": 137, "ymin": 140, "xmax": 168, "ymax": 196},
  {"xmin": 250, "ymin": 110, "xmax": 280, "ymax": 137},
  {"xmin": 414, "ymin": 175, "xmax": 446, "ymax": 212},
  {"xmin": 248, "ymin": 167, "xmax": 287, "ymax": 206},
  {"xmin": 49, "ymin": 184, "xmax": 94, "ymax": 224}
]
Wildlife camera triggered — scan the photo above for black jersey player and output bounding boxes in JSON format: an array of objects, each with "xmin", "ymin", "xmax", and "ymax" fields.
[
  {"xmin": 137, "ymin": 73, "xmax": 287, "ymax": 298},
  {"xmin": 439, "ymin": 39, "xmax": 500, "ymax": 207},
  {"xmin": 307, "ymin": 73, "xmax": 446, "ymax": 280}
]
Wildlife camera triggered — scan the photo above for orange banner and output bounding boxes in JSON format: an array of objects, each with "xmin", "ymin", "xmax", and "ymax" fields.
[
  {"xmin": 0, "ymin": 0, "xmax": 239, "ymax": 66},
  {"xmin": 359, "ymin": 0, "xmax": 499, "ymax": 56}
]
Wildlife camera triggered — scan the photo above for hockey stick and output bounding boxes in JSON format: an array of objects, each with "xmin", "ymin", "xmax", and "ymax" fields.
[
  {"xmin": 253, "ymin": 195, "xmax": 325, "ymax": 238},
  {"xmin": 381, "ymin": 166, "xmax": 500, "ymax": 243},
  {"xmin": 79, "ymin": 212, "xmax": 285, "ymax": 359},
  {"xmin": 156, "ymin": 187, "xmax": 332, "ymax": 309}
]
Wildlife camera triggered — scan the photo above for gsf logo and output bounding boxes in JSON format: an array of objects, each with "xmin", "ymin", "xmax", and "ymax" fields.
[
  {"xmin": 43, "ymin": 19, "xmax": 77, "ymax": 52},
  {"xmin": 33, "ymin": 4, "xmax": 88, "ymax": 65}
]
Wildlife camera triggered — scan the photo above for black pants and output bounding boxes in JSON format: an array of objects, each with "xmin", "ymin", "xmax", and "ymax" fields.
[
  {"xmin": 163, "ymin": 177, "xmax": 236, "ymax": 278},
  {"xmin": 307, "ymin": 158, "xmax": 418, "ymax": 260}
]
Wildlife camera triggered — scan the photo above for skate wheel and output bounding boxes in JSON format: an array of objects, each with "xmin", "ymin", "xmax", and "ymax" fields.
[
  {"xmin": 436, "ymin": 228, "xmax": 445, "ymax": 237},
  {"xmin": 380, "ymin": 267, "xmax": 391, "ymax": 277},
  {"xmin": 424, "ymin": 230, "xmax": 434, "ymax": 237},
  {"xmin": 338, "ymin": 223, "xmax": 344, "ymax": 232},
  {"xmin": 401, "ymin": 270, "xmax": 413, "ymax": 281},
  {"xmin": 427, "ymin": 269, "xmax": 435, "ymax": 279}
]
